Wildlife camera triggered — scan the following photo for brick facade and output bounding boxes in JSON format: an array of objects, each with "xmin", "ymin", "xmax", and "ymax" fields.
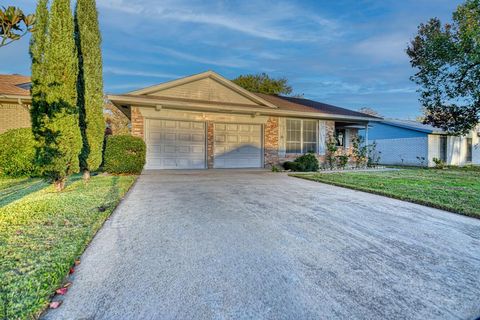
[
  {"xmin": 206, "ymin": 122, "xmax": 214, "ymax": 168},
  {"xmin": 264, "ymin": 117, "xmax": 279, "ymax": 167},
  {"xmin": 131, "ymin": 107, "xmax": 144, "ymax": 138},
  {"xmin": 128, "ymin": 109, "xmax": 362, "ymax": 169},
  {"xmin": 0, "ymin": 104, "xmax": 31, "ymax": 134}
]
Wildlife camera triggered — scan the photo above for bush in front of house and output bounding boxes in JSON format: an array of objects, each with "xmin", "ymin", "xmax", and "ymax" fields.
[
  {"xmin": 103, "ymin": 135, "xmax": 146, "ymax": 174},
  {"xmin": 283, "ymin": 152, "xmax": 319, "ymax": 172},
  {"xmin": 0, "ymin": 128, "xmax": 37, "ymax": 177}
]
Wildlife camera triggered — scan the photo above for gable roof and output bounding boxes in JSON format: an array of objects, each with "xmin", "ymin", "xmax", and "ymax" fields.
[
  {"xmin": 0, "ymin": 74, "xmax": 31, "ymax": 96},
  {"xmin": 381, "ymin": 119, "xmax": 447, "ymax": 134},
  {"xmin": 255, "ymin": 93, "xmax": 381, "ymax": 120},
  {"xmin": 128, "ymin": 70, "xmax": 278, "ymax": 109},
  {"xmin": 107, "ymin": 71, "xmax": 382, "ymax": 122}
]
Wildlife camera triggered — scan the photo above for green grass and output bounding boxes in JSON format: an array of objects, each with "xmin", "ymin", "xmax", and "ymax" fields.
[
  {"xmin": 0, "ymin": 174, "xmax": 137, "ymax": 319},
  {"xmin": 291, "ymin": 166, "xmax": 480, "ymax": 218}
]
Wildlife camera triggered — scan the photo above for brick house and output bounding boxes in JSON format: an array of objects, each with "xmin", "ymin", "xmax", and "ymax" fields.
[
  {"xmin": 0, "ymin": 75, "xmax": 31, "ymax": 134},
  {"xmin": 108, "ymin": 71, "xmax": 380, "ymax": 169}
]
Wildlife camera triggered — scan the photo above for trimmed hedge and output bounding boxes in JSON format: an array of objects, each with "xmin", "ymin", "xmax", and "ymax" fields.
[
  {"xmin": 283, "ymin": 152, "xmax": 319, "ymax": 172},
  {"xmin": 0, "ymin": 128, "xmax": 37, "ymax": 177},
  {"xmin": 103, "ymin": 135, "xmax": 146, "ymax": 174}
]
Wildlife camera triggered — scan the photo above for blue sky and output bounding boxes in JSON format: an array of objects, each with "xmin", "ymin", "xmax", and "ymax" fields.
[{"xmin": 1, "ymin": 0, "xmax": 462, "ymax": 118}]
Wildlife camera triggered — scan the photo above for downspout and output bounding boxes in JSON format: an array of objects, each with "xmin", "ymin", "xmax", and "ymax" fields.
[{"xmin": 365, "ymin": 122, "xmax": 369, "ymax": 161}]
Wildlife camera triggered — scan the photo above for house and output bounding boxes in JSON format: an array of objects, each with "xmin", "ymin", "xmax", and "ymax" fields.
[
  {"xmin": 0, "ymin": 75, "xmax": 31, "ymax": 134},
  {"xmin": 366, "ymin": 119, "xmax": 480, "ymax": 167},
  {"xmin": 108, "ymin": 71, "xmax": 380, "ymax": 169}
]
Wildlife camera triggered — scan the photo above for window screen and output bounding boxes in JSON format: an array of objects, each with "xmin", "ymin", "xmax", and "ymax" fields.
[{"xmin": 286, "ymin": 119, "xmax": 318, "ymax": 154}]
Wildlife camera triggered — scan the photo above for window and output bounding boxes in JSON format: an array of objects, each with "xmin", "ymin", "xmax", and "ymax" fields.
[
  {"xmin": 286, "ymin": 119, "xmax": 318, "ymax": 154},
  {"xmin": 467, "ymin": 138, "xmax": 473, "ymax": 162},
  {"xmin": 439, "ymin": 136, "xmax": 447, "ymax": 162},
  {"xmin": 335, "ymin": 128, "xmax": 346, "ymax": 147}
]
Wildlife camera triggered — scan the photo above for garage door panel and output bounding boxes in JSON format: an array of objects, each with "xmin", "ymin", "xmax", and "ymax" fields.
[
  {"xmin": 191, "ymin": 133, "xmax": 205, "ymax": 142},
  {"xmin": 146, "ymin": 120, "xmax": 206, "ymax": 169},
  {"xmin": 214, "ymin": 123, "xmax": 262, "ymax": 168}
]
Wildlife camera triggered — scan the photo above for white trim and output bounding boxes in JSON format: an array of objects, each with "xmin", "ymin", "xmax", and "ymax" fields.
[
  {"xmin": 108, "ymin": 94, "xmax": 378, "ymax": 122},
  {"xmin": 126, "ymin": 71, "xmax": 278, "ymax": 109},
  {"xmin": 285, "ymin": 118, "xmax": 319, "ymax": 155}
]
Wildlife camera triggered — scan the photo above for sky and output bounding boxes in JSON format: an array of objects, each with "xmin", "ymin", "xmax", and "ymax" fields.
[{"xmin": 0, "ymin": 0, "xmax": 463, "ymax": 118}]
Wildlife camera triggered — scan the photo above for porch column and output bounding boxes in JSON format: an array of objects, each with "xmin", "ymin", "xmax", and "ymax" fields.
[{"xmin": 365, "ymin": 122, "xmax": 369, "ymax": 160}]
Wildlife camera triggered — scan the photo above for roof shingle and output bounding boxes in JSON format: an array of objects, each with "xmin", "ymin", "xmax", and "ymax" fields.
[
  {"xmin": 255, "ymin": 93, "xmax": 381, "ymax": 119},
  {"xmin": 0, "ymin": 74, "xmax": 31, "ymax": 96}
]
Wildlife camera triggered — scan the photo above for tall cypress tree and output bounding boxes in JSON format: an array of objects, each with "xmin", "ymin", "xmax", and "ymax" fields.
[
  {"xmin": 33, "ymin": 0, "xmax": 82, "ymax": 191},
  {"xmin": 30, "ymin": 0, "xmax": 49, "ymax": 142},
  {"xmin": 75, "ymin": 0, "xmax": 105, "ymax": 180}
]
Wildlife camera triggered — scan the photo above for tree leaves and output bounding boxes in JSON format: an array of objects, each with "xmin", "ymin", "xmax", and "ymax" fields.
[
  {"xmin": 232, "ymin": 73, "xmax": 293, "ymax": 95},
  {"xmin": 0, "ymin": 6, "xmax": 35, "ymax": 47},
  {"xmin": 407, "ymin": 1, "xmax": 480, "ymax": 135}
]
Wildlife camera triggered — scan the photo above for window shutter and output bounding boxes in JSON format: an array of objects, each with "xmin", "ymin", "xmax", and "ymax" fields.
[
  {"xmin": 345, "ymin": 129, "xmax": 350, "ymax": 148},
  {"xmin": 318, "ymin": 120, "xmax": 326, "ymax": 155},
  {"xmin": 278, "ymin": 118, "xmax": 286, "ymax": 157}
]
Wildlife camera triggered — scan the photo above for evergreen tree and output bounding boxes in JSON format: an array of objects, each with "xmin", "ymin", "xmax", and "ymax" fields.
[
  {"xmin": 30, "ymin": 0, "xmax": 48, "ymax": 141},
  {"xmin": 32, "ymin": 0, "xmax": 82, "ymax": 191},
  {"xmin": 75, "ymin": 0, "xmax": 105, "ymax": 180}
]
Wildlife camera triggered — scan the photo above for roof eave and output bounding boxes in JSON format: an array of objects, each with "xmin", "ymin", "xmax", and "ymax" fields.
[
  {"xmin": 107, "ymin": 94, "xmax": 379, "ymax": 122},
  {"xmin": 0, "ymin": 94, "xmax": 31, "ymax": 105}
]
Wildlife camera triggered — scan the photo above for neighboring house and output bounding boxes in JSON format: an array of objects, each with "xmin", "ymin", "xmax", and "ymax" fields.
[
  {"xmin": 366, "ymin": 119, "xmax": 480, "ymax": 167},
  {"xmin": 0, "ymin": 74, "xmax": 130, "ymax": 135},
  {"xmin": 0, "ymin": 75, "xmax": 31, "ymax": 134},
  {"xmin": 108, "ymin": 71, "xmax": 379, "ymax": 170}
]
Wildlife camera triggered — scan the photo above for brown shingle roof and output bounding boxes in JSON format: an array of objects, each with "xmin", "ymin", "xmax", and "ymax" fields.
[
  {"xmin": 0, "ymin": 74, "xmax": 31, "ymax": 96},
  {"xmin": 254, "ymin": 93, "xmax": 381, "ymax": 119}
]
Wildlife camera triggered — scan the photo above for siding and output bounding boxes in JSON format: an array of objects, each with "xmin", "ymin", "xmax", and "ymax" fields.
[
  {"xmin": 0, "ymin": 103, "xmax": 31, "ymax": 133},
  {"xmin": 374, "ymin": 136, "xmax": 429, "ymax": 166},
  {"xmin": 367, "ymin": 122, "xmax": 426, "ymax": 140},
  {"xmin": 148, "ymin": 77, "xmax": 257, "ymax": 105},
  {"xmin": 473, "ymin": 126, "xmax": 480, "ymax": 165}
]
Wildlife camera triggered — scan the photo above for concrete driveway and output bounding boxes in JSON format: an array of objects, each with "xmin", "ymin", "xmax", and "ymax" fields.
[{"xmin": 43, "ymin": 170, "xmax": 480, "ymax": 320}]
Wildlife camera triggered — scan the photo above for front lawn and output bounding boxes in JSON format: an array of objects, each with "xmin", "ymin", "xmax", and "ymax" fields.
[
  {"xmin": 0, "ymin": 174, "xmax": 137, "ymax": 319},
  {"xmin": 291, "ymin": 166, "xmax": 480, "ymax": 218}
]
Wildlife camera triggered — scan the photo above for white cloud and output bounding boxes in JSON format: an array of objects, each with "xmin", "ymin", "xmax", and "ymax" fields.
[
  {"xmin": 354, "ymin": 33, "xmax": 411, "ymax": 63},
  {"xmin": 97, "ymin": 0, "xmax": 338, "ymax": 42},
  {"xmin": 151, "ymin": 46, "xmax": 249, "ymax": 68}
]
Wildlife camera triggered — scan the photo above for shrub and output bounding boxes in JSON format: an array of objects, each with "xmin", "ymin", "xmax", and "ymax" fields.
[
  {"xmin": 326, "ymin": 138, "xmax": 338, "ymax": 170},
  {"xmin": 0, "ymin": 128, "xmax": 37, "ymax": 177},
  {"xmin": 271, "ymin": 165, "xmax": 280, "ymax": 172},
  {"xmin": 283, "ymin": 152, "xmax": 319, "ymax": 172},
  {"xmin": 103, "ymin": 135, "xmax": 146, "ymax": 174},
  {"xmin": 283, "ymin": 161, "xmax": 301, "ymax": 171},
  {"xmin": 351, "ymin": 136, "xmax": 368, "ymax": 168},
  {"xmin": 295, "ymin": 152, "xmax": 320, "ymax": 171},
  {"xmin": 432, "ymin": 157, "xmax": 445, "ymax": 169},
  {"xmin": 336, "ymin": 154, "xmax": 349, "ymax": 169}
]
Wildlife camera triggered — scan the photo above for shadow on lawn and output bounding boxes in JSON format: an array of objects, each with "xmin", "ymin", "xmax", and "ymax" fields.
[{"xmin": 0, "ymin": 179, "xmax": 49, "ymax": 208}]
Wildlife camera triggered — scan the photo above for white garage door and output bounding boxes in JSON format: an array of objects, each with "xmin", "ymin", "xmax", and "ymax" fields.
[
  {"xmin": 146, "ymin": 119, "xmax": 206, "ymax": 169},
  {"xmin": 214, "ymin": 123, "xmax": 262, "ymax": 168}
]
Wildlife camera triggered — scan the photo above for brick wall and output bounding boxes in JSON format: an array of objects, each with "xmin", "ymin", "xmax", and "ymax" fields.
[
  {"xmin": 0, "ymin": 104, "xmax": 31, "ymax": 133},
  {"xmin": 131, "ymin": 107, "xmax": 144, "ymax": 138},
  {"xmin": 264, "ymin": 116, "xmax": 279, "ymax": 167},
  {"xmin": 207, "ymin": 122, "xmax": 214, "ymax": 168}
]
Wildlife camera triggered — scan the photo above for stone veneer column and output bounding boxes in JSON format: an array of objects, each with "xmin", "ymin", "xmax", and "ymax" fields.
[
  {"xmin": 264, "ymin": 116, "xmax": 279, "ymax": 167},
  {"xmin": 131, "ymin": 107, "xmax": 144, "ymax": 139},
  {"xmin": 206, "ymin": 122, "xmax": 214, "ymax": 168}
]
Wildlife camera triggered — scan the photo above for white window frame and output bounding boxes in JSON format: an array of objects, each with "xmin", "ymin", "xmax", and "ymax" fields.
[{"xmin": 286, "ymin": 118, "xmax": 318, "ymax": 154}]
